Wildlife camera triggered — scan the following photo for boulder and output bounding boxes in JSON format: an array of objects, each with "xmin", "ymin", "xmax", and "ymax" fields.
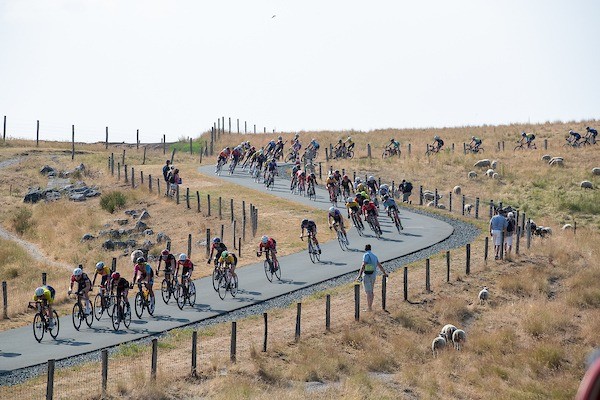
[
  {"xmin": 45, "ymin": 190, "xmax": 61, "ymax": 201},
  {"xmin": 156, "ymin": 232, "xmax": 170, "ymax": 243},
  {"xmin": 124, "ymin": 239, "xmax": 137, "ymax": 248},
  {"xmin": 102, "ymin": 240, "xmax": 115, "ymax": 250},
  {"xmin": 75, "ymin": 163, "xmax": 86, "ymax": 172},
  {"xmin": 491, "ymin": 160, "xmax": 498, "ymax": 169},
  {"xmin": 592, "ymin": 167, "xmax": 600, "ymax": 176},
  {"xmin": 144, "ymin": 229, "xmax": 154, "ymax": 236},
  {"xmin": 138, "ymin": 210, "xmax": 150, "ymax": 220},
  {"xmin": 468, "ymin": 171, "xmax": 477, "ymax": 179},
  {"xmin": 142, "ymin": 240, "xmax": 153, "ymax": 250},
  {"xmin": 23, "ymin": 188, "xmax": 44, "ymax": 203},
  {"xmin": 541, "ymin": 154, "xmax": 552, "ymax": 161},
  {"xmin": 40, "ymin": 165, "xmax": 56, "ymax": 175},
  {"xmin": 81, "ymin": 233, "xmax": 95, "ymax": 241},
  {"xmin": 115, "ymin": 219, "xmax": 129, "ymax": 226},
  {"xmin": 124, "ymin": 210, "xmax": 139, "ymax": 217},
  {"xmin": 580, "ymin": 180, "xmax": 594, "ymax": 189},
  {"xmin": 135, "ymin": 221, "xmax": 148, "ymax": 231},
  {"xmin": 69, "ymin": 193, "xmax": 87, "ymax": 202},
  {"xmin": 85, "ymin": 189, "xmax": 101, "ymax": 197},
  {"xmin": 473, "ymin": 159, "xmax": 491, "ymax": 168},
  {"xmin": 453, "ymin": 186, "xmax": 461, "ymax": 195}
]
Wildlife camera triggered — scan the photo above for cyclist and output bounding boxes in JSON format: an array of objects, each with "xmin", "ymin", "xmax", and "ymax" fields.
[
  {"xmin": 231, "ymin": 145, "xmax": 243, "ymax": 165},
  {"xmin": 328, "ymin": 206, "xmax": 348, "ymax": 239},
  {"xmin": 218, "ymin": 250, "xmax": 238, "ymax": 280},
  {"xmin": 362, "ymin": 200, "xmax": 380, "ymax": 231},
  {"xmin": 292, "ymin": 134, "xmax": 302, "ymax": 152},
  {"xmin": 265, "ymin": 140, "xmax": 277, "ymax": 156},
  {"xmin": 297, "ymin": 170, "xmax": 307, "ymax": 191},
  {"xmin": 68, "ymin": 267, "xmax": 93, "ymax": 316},
  {"xmin": 385, "ymin": 138, "xmax": 401, "ymax": 155},
  {"xmin": 326, "ymin": 174, "xmax": 337, "ymax": 200},
  {"xmin": 568, "ymin": 129, "xmax": 582, "ymax": 145},
  {"xmin": 109, "ymin": 272, "xmax": 130, "ymax": 311},
  {"xmin": 346, "ymin": 196, "xmax": 362, "ymax": 224},
  {"xmin": 333, "ymin": 139, "xmax": 345, "ymax": 158},
  {"xmin": 340, "ymin": 175, "xmax": 354, "ymax": 197},
  {"xmin": 216, "ymin": 147, "xmax": 231, "ymax": 168},
  {"xmin": 257, "ymin": 235, "xmax": 279, "ymax": 269},
  {"xmin": 32, "ymin": 285, "xmax": 56, "ymax": 328},
  {"xmin": 354, "ymin": 178, "xmax": 367, "ymax": 193},
  {"xmin": 300, "ymin": 219, "xmax": 321, "ymax": 254},
  {"xmin": 265, "ymin": 158, "xmax": 278, "ymax": 183},
  {"xmin": 586, "ymin": 126, "xmax": 598, "ymax": 143},
  {"xmin": 274, "ymin": 136, "xmax": 285, "ymax": 157},
  {"xmin": 382, "ymin": 194, "xmax": 399, "ymax": 218},
  {"xmin": 344, "ymin": 136, "xmax": 354, "ymax": 152},
  {"xmin": 208, "ymin": 237, "xmax": 228, "ymax": 266},
  {"xmin": 469, "ymin": 136, "xmax": 482, "ymax": 151},
  {"xmin": 307, "ymin": 172, "xmax": 318, "ymax": 187},
  {"xmin": 432, "ymin": 135, "xmax": 444, "ymax": 152},
  {"xmin": 92, "ymin": 261, "xmax": 112, "ymax": 298},
  {"xmin": 131, "ymin": 257, "xmax": 154, "ymax": 300},
  {"xmin": 176, "ymin": 253, "xmax": 194, "ymax": 286},
  {"xmin": 366, "ymin": 176, "xmax": 379, "ymax": 198},
  {"xmin": 519, "ymin": 131, "xmax": 536, "ymax": 148},
  {"xmin": 307, "ymin": 138, "xmax": 320, "ymax": 153},
  {"xmin": 156, "ymin": 249, "xmax": 176, "ymax": 283}
]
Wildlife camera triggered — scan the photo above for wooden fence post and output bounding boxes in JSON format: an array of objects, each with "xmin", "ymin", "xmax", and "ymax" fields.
[
  {"xmin": 36, "ymin": 120, "xmax": 40, "ymax": 146},
  {"xmin": 157, "ymin": 179, "xmax": 161, "ymax": 197},
  {"xmin": 2, "ymin": 115, "xmax": 5, "ymax": 142},
  {"xmin": 231, "ymin": 321, "xmax": 237, "ymax": 362},
  {"xmin": 238, "ymin": 237, "xmax": 242, "ymax": 258},
  {"xmin": 466, "ymin": 244, "xmax": 471, "ymax": 274},
  {"xmin": 71, "ymin": 125, "xmax": 75, "ymax": 161},
  {"xmin": 446, "ymin": 251, "xmax": 450, "ymax": 282},
  {"xmin": 325, "ymin": 294, "xmax": 331, "ymax": 331},
  {"xmin": 419, "ymin": 185, "xmax": 423, "ymax": 206},
  {"xmin": 206, "ymin": 229, "xmax": 210, "ymax": 257},
  {"xmin": 143, "ymin": 146, "xmax": 146, "ymax": 165},
  {"xmin": 500, "ymin": 231, "xmax": 505, "ymax": 259},
  {"xmin": 124, "ymin": 164, "xmax": 128, "ymax": 183},
  {"xmin": 42, "ymin": 272, "xmax": 47, "ymax": 285},
  {"xmin": 122, "ymin": 149, "xmax": 126, "ymax": 166},
  {"xmin": 207, "ymin": 194, "xmax": 211, "ymax": 217},
  {"xmin": 148, "ymin": 174, "xmax": 152, "ymax": 192},
  {"xmin": 170, "ymin": 148, "xmax": 175, "ymax": 164},
  {"xmin": 295, "ymin": 303, "xmax": 302, "ymax": 342},
  {"xmin": 263, "ymin": 313, "xmax": 268, "ymax": 352},
  {"xmin": 367, "ymin": 143, "xmax": 372, "ymax": 158},
  {"xmin": 354, "ymin": 283, "xmax": 360, "ymax": 321},
  {"xmin": 434, "ymin": 189, "xmax": 438, "ymax": 208},
  {"xmin": 425, "ymin": 259, "xmax": 431, "ymax": 292},
  {"xmin": 131, "ymin": 167, "xmax": 135, "ymax": 188},
  {"xmin": 111, "ymin": 257, "xmax": 117, "ymax": 273},
  {"xmin": 462, "ymin": 195, "xmax": 466, "ymax": 215},
  {"xmin": 151, "ymin": 338, "xmax": 158, "ymax": 380},
  {"xmin": 140, "ymin": 171, "xmax": 144, "ymax": 185},
  {"xmin": 403, "ymin": 267, "xmax": 408, "ymax": 301},
  {"xmin": 475, "ymin": 198, "xmax": 480, "ymax": 219},
  {"xmin": 2, "ymin": 281, "xmax": 7, "ymax": 319},
  {"xmin": 191, "ymin": 331, "xmax": 198, "ymax": 376},
  {"xmin": 46, "ymin": 359, "xmax": 55, "ymax": 400},
  {"xmin": 232, "ymin": 220, "xmax": 237, "ymax": 250},
  {"xmin": 105, "ymin": 127, "xmax": 108, "ymax": 149},
  {"xmin": 176, "ymin": 185, "xmax": 180, "ymax": 205},
  {"xmin": 136, "ymin": 129, "xmax": 139, "ymax": 150},
  {"xmin": 220, "ymin": 224, "xmax": 224, "ymax": 243},
  {"xmin": 218, "ymin": 197, "xmax": 222, "ymax": 219},
  {"xmin": 230, "ymin": 199, "xmax": 234, "ymax": 222},
  {"xmin": 527, "ymin": 219, "xmax": 532, "ymax": 249},
  {"xmin": 408, "ymin": 143, "xmax": 411, "ymax": 155},
  {"xmin": 186, "ymin": 188, "xmax": 190, "ymax": 209},
  {"xmin": 484, "ymin": 237, "xmax": 489, "ymax": 261},
  {"xmin": 101, "ymin": 349, "xmax": 108, "ymax": 397},
  {"xmin": 187, "ymin": 234, "xmax": 192, "ymax": 257},
  {"xmin": 516, "ymin": 226, "xmax": 521, "ymax": 254},
  {"xmin": 449, "ymin": 192, "xmax": 452, "ymax": 212},
  {"xmin": 382, "ymin": 275, "xmax": 387, "ymax": 310}
]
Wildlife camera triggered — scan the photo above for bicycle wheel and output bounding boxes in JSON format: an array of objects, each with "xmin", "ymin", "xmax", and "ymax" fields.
[
  {"xmin": 106, "ymin": 295, "xmax": 114, "ymax": 317},
  {"xmin": 176, "ymin": 285, "xmax": 186, "ymax": 310},
  {"xmin": 274, "ymin": 260, "xmax": 282, "ymax": 280},
  {"xmin": 85, "ymin": 306, "xmax": 94, "ymax": 328},
  {"xmin": 72, "ymin": 303, "xmax": 82, "ymax": 331},
  {"xmin": 49, "ymin": 310, "xmax": 59, "ymax": 339},
  {"xmin": 218, "ymin": 275, "xmax": 228, "ymax": 300},
  {"xmin": 134, "ymin": 292, "xmax": 144, "ymax": 319},
  {"xmin": 347, "ymin": 150, "xmax": 354, "ymax": 159},
  {"xmin": 337, "ymin": 230, "xmax": 346, "ymax": 251},
  {"xmin": 264, "ymin": 260, "xmax": 274, "ymax": 282},
  {"xmin": 123, "ymin": 303, "xmax": 132, "ymax": 328},
  {"xmin": 514, "ymin": 144, "xmax": 523, "ymax": 151},
  {"xmin": 33, "ymin": 313, "xmax": 44, "ymax": 342},
  {"xmin": 313, "ymin": 239, "xmax": 321, "ymax": 262},
  {"xmin": 111, "ymin": 304, "xmax": 121, "ymax": 331},
  {"xmin": 212, "ymin": 267, "xmax": 221, "ymax": 292},
  {"xmin": 308, "ymin": 241, "xmax": 316, "ymax": 264},
  {"xmin": 230, "ymin": 275, "xmax": 239, "ymax": 298},
  {"xmin": 161, "ymin": 279, "xmax": 171, "ymax": 304},
  {"xmin": 147, "ymin": 294, "xmax": 155, "ymax": 316},
  {"xmin": 188, "ymin": 282, "xmax": 196, "ymax": 306},
  {"xmin": 395, "ymin": 214, "xmax": 403, "ymax": 233},
  {"xmin": 93, "ymin": 293, "xmax": 104, "ymax": 320}
]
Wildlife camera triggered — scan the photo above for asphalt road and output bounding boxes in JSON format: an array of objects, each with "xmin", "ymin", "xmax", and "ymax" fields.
[{"xmin": 0, "ymin": 163, "xmax": 452, "ymax": 373}]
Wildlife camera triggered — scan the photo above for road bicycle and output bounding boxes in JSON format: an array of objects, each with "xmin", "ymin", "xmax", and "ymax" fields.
[
  {"xmin": 212, "ymin": 262, "xmax": 225, "ymax": 292},
  {"xmin": 110, "ymin": 295, "xmax": 131, "ymax": 331},
  {"xmin": 265, "ymin": 170, "xmax": 276, "ymax": 190},
  {"xmin": 307, "ymin": 181, "xmax": 316, "ymax": 201},
  {"xmin": 215, "ymin": 158, "xmax": 226, "ymax": 175},
  {"xmin": 465, "ymin": 145, "xmax": 484, "ymax": 154},
  {"xmin": 93, "ymin": 285, "xmax": 113, "ymax": 321},
  {"xmin": 297, "ymin": 179, "xmax": 306, "ymax": 196},
  {"xmin": 328, "ymin": 185, "xmax": 338, "ymax": 206},
  {"xmin": 261, "ymin": 248, "xmax": 281, "ymax": 282},
  {"xmin": 29, "ymin": 301, "xmax": 59, "ymax": 342},
  {"xmin": 514, "ymin": 141, "xmax": 537, "ymax": 151},
  {"xmin": 332, "ymin": 222, "xmax": 349, "ymax": 251},
  {"xmin": 217, "ymin": 264, "xmax": 238, "ymax": 300},
  {"xmin": 160, "ymin": 271, "xmax": 179, "ymax": 305},
  {"xmin": 285, "ymin": 149, "xmax": 299, "ymax": 163},
  {"xmin": 302, "ymin": 233, "xmax": 321, "ymax": 263},
  {"xmin": 290, "ymin": 174, "xmax": 298, "ymax": 193},
  {"xmin": 350, "ymin": 211, "xmax": 365, "ymax": 236},
  {"xmin": 563, "ymin": 138, "xmax": 583, "ymax": 148},
  {"xmin": 176, "ymin": 273, "xmax": 196, "ymax": 309},
  {"xmin": 228, "ymin": 157, "xmax": 239, "ymax": 174},
  {"xmin": 71, "ymin": 293, "xmax": 94, "ymax": 331},
  {"xmin": 333, "ymin": 146, "xmax": 354, "ymax": 160},
  {"xmin": 365, "ymin": 213, "xmax": 382, "ymax": 238},
  {"xmin": 134, "ymin": 281, "xmax": 155, "ymax": 319},
  {"xmin": 382, "ymin": 147, "xmax": 400, "ymax": 158},
  {"xmin": 388, "ymin": 206, "xmax": 404, "ymax": 233},
  {"xmin": 425, "ymin": 144, "xmax": 441, "ymax": 156}
]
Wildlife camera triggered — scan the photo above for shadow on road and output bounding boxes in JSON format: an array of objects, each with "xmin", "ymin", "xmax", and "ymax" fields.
[
  {"xmin": 0, "ymin": 352, "xmax": 21, "ymax": 358},
  {"xmin": 51, "ymin": 338, "xmax": 91, "ymax": 346}
]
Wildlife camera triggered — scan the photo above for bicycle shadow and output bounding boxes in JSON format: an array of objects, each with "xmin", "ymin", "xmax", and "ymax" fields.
[
  {"xmin": 152, "ymin": 315, "xmax": 190, "ymax": 324},
  {"xmin": 0, "ymin": 351, "xmax": 21, "ymax": 358},
  {"xmin": 50, "ymin": 338, "xmax": 91, "ymax": 347}
]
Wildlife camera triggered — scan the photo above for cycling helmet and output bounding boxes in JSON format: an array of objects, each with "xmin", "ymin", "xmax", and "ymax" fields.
[
  {"xmin": 212, "ymin": 237, "xmax": 221, "ymax": 244},
  {"xmin": 161, "ymin": 249, "xmax": 169, "ymax": 256},
  {"xmin": 471, "ymin": 136, "xmax": 476, "ymax": 140},
  {"xmin": 311, "ymin": 138, "xmax": 316, "ymax": 142},
  {"xmin": 335, "ymin": 170, "xmax": 340, "ymax": 174},
  {"xmin": 338, "ymin": 139, "xmax": 342, "ymax": 143},
  {"xmin": 507, "ymin": 212, "xmax": 514, "ymax": 218},
  {"xmin": 328, "ymin": 174, "xmax": 333, "ymax": 179},
  {"xmin": 95, "ymin": 261, "xmax": 105, "ymax": 270},
  {"xmin": 310, "ymin": 172, "xmax": 316, "ymax": 177},
  {"xmin": 35, "ymin": 287, "xmax": 45, "ymax": 297},
  {"xmin": 136, "ymin": 257, "xmax": 146, "ymax": 264},
  {"xmin": 294, "ymin": 133, "xmax": 299, "ymax": 137},
  {"xmin": 329, "ymin": 206, "xmax": 336, "ymax": 213},
  {"xmin": 347, "ymin": 136, "xmax": 352, "ymax": 140},
  {"xmin": 295, "ymin": 160, "xmax": 301, "ymax": 165},
  {"xmin": 111, "ymin": 272, "xmax": 120, "ymax": 281},
  {"xmin": 368, "ymin": 176, "xmax": 375, "ymax": 182},
  {"xmin": 179, "ymin": 253, "xmax": 187, "ymax": 261},
  {"xmin": 226, "ymin": 146, "xmax": 230, "ymax": 150},
  {"xmin": 301, "ymin": 219, "xmax": 309, "ymax": 225},
  {"xmin": 221, "ymin": 251, "xmax": 228, "ymax": 258},
  {"xmin": 346, "ymin": 197, "xmax": 353, "ymax": 203},
  {"xmin": 73, "ymin": 267, "xmax": 83, "ymax": 276},
  {"xmin": 434, "ymin": 135, "xmax": 440, "ymax": 140},
  {"xmin": 586, "ymin": 126, "xmax": 590, "ymax": 131},
  {"xmin": 380, "ymin": 184, "xmax": 389, "ymax": 189},
  {"xmin": 569, "ymin": 130, "xmax": 574, "ymax": 134},
  {"xmin": 390, "ymin": 138, "xmax": 395, "ymax": 142},
  {"xmin": 383, "ymin": 195, "xmax": 389, "ymax": 200},
  {"xmin": 261, "ymin": 235, "xmax": 269, "ymax": 244},
  {"xmin": 343, "ymin": 175, "xmax": 348, "ymax": 179},
  {"xmin": 355, "ymin": 177, "xmax": 362, "ymax": 183},
  {"xmin": 278, "ymin": 136, "xmax": 282, "ymax": 140},
  {"xmin": 521, "ymin": 132, "xmax": 526, "ymax": 136}
]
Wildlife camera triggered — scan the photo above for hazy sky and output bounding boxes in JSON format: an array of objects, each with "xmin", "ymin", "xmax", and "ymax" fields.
[{"xmin": 1, "ymin": 0, "xmax": 599, "ymax": 143}]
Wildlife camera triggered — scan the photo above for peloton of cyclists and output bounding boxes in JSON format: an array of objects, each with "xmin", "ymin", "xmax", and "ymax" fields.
[{"xmin": 300, "ymin": 219, "xmax": 321, "ymax": 254}]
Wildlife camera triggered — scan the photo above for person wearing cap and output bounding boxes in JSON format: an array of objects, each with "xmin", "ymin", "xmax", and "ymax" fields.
[
  {"xmin": 356, "ymin": 244, "xmax": 388, "ymax": 311},
  {"xmin": 489, "ymin": 208, "xmax": 508, "ymax": 260},
  {"xmin": 504, "ymin": 211, "xmax": 516, "ymax": 256}
]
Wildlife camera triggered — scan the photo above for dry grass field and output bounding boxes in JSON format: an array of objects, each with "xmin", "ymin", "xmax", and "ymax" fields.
[{"xmin": 0, "ymin": 119, "xmax": 599, "ymax": 399}]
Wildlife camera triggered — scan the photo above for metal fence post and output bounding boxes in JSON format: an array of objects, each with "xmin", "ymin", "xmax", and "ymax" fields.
[{"xmin": 484, "ymin": 237, "xmax": 489, "ymax": 261}]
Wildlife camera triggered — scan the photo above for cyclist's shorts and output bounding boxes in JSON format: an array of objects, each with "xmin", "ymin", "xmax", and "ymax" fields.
[
  {"xmin": 367, "ymin": 210, "xmax": 378, "ymax": 217},
  {"xmin": 101, "ymin": 274, "xmax": 109, "ymax": 287},
  {"xmin": 182, "ymin": 267, "xmax": 192, "ymax": 277},
  {"xmin": 349, "ymin": 205, "xmax": 360, "ymax": 213},
  {"xmin": 77, "ymin": 281, "xmax": 91, "ymax": 293},
  {"xmin": 333, "ymin": 214, "xmax": 343, "ymax": 223},
  {"xmin": 388, "ymin": 205, "xmax": 398, "ymax": 213}
]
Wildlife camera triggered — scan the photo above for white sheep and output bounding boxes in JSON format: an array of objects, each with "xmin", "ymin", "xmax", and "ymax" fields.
[
  {"xmin": 437, "ymin": 204, "xmax": 446, "ymax": 210},
  {"xmin": 464, "ymin": 204, "xmax": 473, "ymax": 214},
  {"xmin": 492, "ymin": 173, "xmax": 500, "ymax": 180},
  {"xmin": 562, "ymin": 224, "xmax": 573, "ymax": 231},
  {"xmin": 468, "ymin": 171, "xmax": 478, "ymax": 179},
  {"xmin": 432, "ymin": 333, "xmax": 447, "ymax": 357},
  {"xmin": 473, "ymin": 159, "xmax": 491, "ymax": 168},
  {"xmin": 491, "ymin": 160, "xmax": 498, "ymax": 169},
  {"xmin": 453, "ymin": 185, "xmax": 462, "ymax": 195},
  {"xmin": 541, "ymin": 154, "xmax": 552, "ymax": 161},
  {"xmin": 592, "ymin": 167, "xmax": 600, "ymax": 176},
  {"xmin": 441, "ymin": 324, "xmax": 457, "ymax": 344},
  {"xmin": 486, "ymin": 169, "xmax": 495, "ymax": 177},
  {"xmin": 478, "ymin": 286, "xmax": 489, "ymax": 305},
  {"xmin": 426, "ymin": 201, "xmax": 435, "ymax": 207},
  {"xmin": 452, "ymin": 329, "xmax": 466, "ymax": 350},
  {"xmin": 131, "ymin": 249, "xmax": 144, "ymax": 264},
  {"xmin": 549, "ymin": 157, "xmax": 564, "ymax": 166}
]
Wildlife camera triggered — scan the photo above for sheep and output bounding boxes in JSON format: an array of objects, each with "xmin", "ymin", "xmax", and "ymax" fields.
[
  {"xmin": 464, "ymin": 204, "xmax": 473, "ymax": 215},
  {"xmin": 423, "ymin": 191, "xmax": 442, "ymax": 202},
  {"xmin": 541, "ymin": 154, "xmax": 552, "ymax": 161},
  {"xmin": 492, "ymin": 173, "xmax": 500, "ymax": 180},
  {"xmin": 486, "ymin": 169, "xmax": 495, "ymax": 177},
  {"xmin": 441, "ymin": 324, "xmax": 457, "ymax": 344},
  {"xmin": 491, "ymin": 160, "xmax": 498, "ymax": 169},
  {"xmin": 549, "ymin": 157, "xmax": 564, "ymax": 166},
  {"xmin": 437, "ymin": 204, "xmax": 446, "ymax": 210},
  {"xmin": 426, "ymin": 201, "xmax": 435, "ymax": 207},
  {"xmin": 453, "ymin": 185, "xmax": 462, "ymax": 195},
  {"xmin": 452, "ymin": 329, "xmax": 466, "ymax": 350},
  {"xmin": 130, "ymin": 249, "xmax": 144, "ymax": 264},
  {"xmin": 562, "ymin": 224, "xmax": 573, "ymax": 231},
  {"xmin": 432, "ymin": 333, "xmax": 447, "ymax": 357},
  {"xmin": 478, "ymin": 286, "xmax": 489, "ymax": 305},
  {"xmin": 592, "ymin": 167, "xmax": 600, "ymax": 176},
  {"xmin": 581, "ymin": 180, "xmax": 594, "ymax": 189},
  {"xmin": 468, "ymin": 171, "xmax": 478, "ymax": 179},
  {"xmin": 473, "ymin": 159, "xmax": 491, "ymax": 168}
]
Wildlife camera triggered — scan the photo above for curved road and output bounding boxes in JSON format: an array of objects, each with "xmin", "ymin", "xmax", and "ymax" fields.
[{"xmin": 0, "ymin": 164, "xmax": 452, "ymax": 373}]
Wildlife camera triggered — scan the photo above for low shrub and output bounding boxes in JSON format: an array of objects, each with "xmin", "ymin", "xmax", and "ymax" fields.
[
  {"xmin": 99, "ymin": 191, "xmax": 127, "ymax": 213},
  {"xmin": 11, "ymin": 207, "xmax": 34, "ymax": 235}
]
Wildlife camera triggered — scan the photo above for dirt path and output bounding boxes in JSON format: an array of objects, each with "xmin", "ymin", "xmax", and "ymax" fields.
[{"xmin": 0, "ymin": 157, "xmax": 72, "ymax": 271}]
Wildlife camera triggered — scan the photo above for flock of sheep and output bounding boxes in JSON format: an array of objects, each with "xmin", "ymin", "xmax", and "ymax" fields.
[{"xmin": 431, "ymin": 287, "xmax": 489, "ymax": 356}]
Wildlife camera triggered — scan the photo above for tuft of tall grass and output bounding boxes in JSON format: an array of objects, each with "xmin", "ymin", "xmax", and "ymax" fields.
[
  {"xmin": 99, "ymin": 191, "xmax": 127, "ymax": 213},
  {"xmin": 11, "ymin": 207, "xmax": 34, "ymax": 235}
]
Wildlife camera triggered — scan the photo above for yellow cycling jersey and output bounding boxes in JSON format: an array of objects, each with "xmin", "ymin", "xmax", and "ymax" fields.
[
  {"xmin": 96, "ymin": 266, "xmax": 111, "ymax": 276},
  {"xmin": 33, "ymin": 288, "xmax": 54, "ymax": 304},
  {"xmin": 356, "ymin": 183, "xmax": 366, "ymax": 193},
  {"xmin": 219, "ymin": 254, "xmax": 235, "ymax": 265},
  {"xmin": 346, "ymin": 201, "xmax": 359, "ymax": 209},
  {"xmin": 345, "ymin": 138, "xmax": 354, "ymax": 146},
  {"xmin": 326, "ymin": 177, "xmax": 336, "ymax": 186}
]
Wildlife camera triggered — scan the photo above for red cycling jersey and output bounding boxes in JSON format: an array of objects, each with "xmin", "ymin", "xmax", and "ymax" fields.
[
  {"xmin": 219, "ymin": 149, "xmax": 231, "ymax": 158},
  {"xmin": 259, "ymin": 238, "xmax": 276, "ymax": 251},
  {"xmin": 362, "ymin": 202, "xmax": 377, "ymax": 214}
]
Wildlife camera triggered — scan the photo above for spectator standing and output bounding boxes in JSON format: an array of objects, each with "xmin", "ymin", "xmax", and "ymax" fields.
[
  {"xmin": 169, "ymin": 168, "xmax": 180, "ymax": 197},
  {"xmin": 399, "ymin": 179, "xmax": 413, "ymax": 203},
  {"xmin": 489, "ymin": 208, "xmax": 508, "ymax": 260},
  {"xmin": 356, "ymin": 244, "xmax": 388, "ymax": 311},
  {"xmin": 162, "ymin": 160, "xmax": 171, "ymax": 183},
  {"xmin": 504, "ymin": 212, "xmax": 516, "ymax": 256}
]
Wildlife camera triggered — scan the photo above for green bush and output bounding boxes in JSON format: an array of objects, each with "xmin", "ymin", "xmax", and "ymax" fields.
[
  {"xmin": 100, "ymin": 191, "xmax": 127, "ymax": 214},
  {"xmin": 12, "ymin": 207, "xmax": 33, "ymax": 235}
]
